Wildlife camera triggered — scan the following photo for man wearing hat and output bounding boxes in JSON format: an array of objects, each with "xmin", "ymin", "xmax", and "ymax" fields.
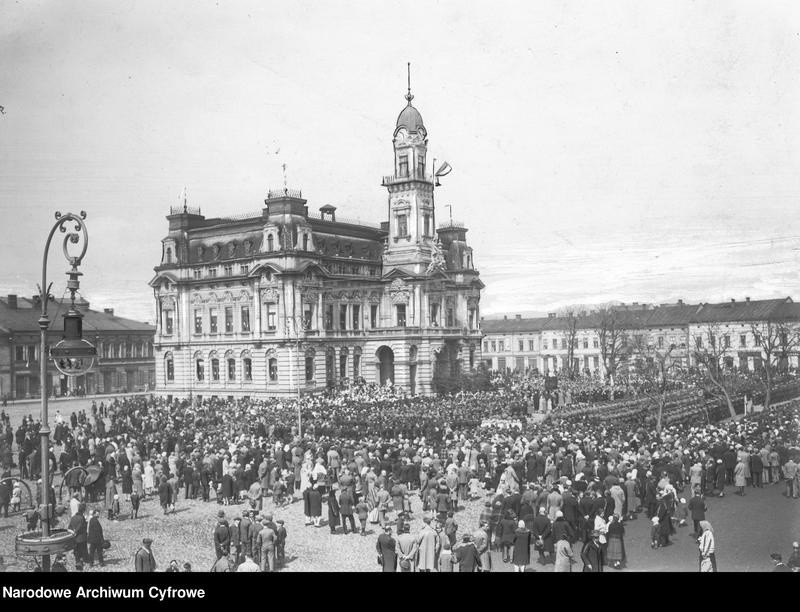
[
  {"xmin": 580, "ymin": 530, "xmax": 604, "ymax": 572},
  {"xmin": 213, "ymin": 510, "xmax": 231, "ymax": 559},
  {"xmin": 453, "ymin": 533, "xmax": 481, "ymax": 572},
  {"xmin": 376, "ymin": 525, "xmax": 398, "ymax": 572},
  {"xmin": 135, "ymin": 538, "xmax": 157, "ymax": 572},
  {"xmin": 415, "ymin": 516, "xmax": 439, "ymax": 572},
  {"xmin": 256, "ymin": 516, "xmax": 277, "ymax": 572},
  {"xmin": 87, "ymin": 509, "xmax": 105, "ymax": 567},
  {"xmin": 275, "ymin": 519, "xmax": 287, "ymax": 567}
]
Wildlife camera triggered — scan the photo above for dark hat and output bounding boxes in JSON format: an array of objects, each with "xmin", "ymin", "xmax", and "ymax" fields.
[
  {"xmin": 217, "ymin": 510, "xmax": 225, "ymax": 518},
  {"xmin": 142, "ymin": 537, "xmax": 153, "ymax": 544},
  {"xmin": 277, "ymin": 519, "xmax": 284, "ymax": 524}
]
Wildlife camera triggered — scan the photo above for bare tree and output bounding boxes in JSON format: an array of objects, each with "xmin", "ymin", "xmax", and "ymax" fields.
[
  {"xmin": 630, "ymin": 334, "xmax": 680, "ymax": 433},
  {"xmin": 691, "ymin": 324, "xmax": 741, "ymax": 419},
  {"xmin": 593, "ymin": 306, "xmax": 629, "ymax": 386},
  {"xmin": 750, "ymin": 319, "xmax": 800, "ymax": 410}
]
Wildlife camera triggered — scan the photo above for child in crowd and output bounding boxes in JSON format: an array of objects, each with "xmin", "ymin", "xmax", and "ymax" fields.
[
  {"xmin": 130, "ymin": 491, "xmax": 141, "ymax": 519},
  {"xmin": 650, "ymin": 517, "xmax": 660, "ymax": 548},
  {"xmin": 355, "ymin": 499, "xmax": 369, "ymax": 536},
  {"xmin": 108, "ymin": 494, "xmax": 121, "ymax": 521},
  {"xmin": 11, "ymin": 483, "xmax": 21, "ymax": 512}
]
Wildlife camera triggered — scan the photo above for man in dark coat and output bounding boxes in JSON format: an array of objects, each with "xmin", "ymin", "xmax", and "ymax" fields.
[
  {"xmin": 239, "ymin": 509, "xmax": 252, "ymax": 559},
  {"xmin": 454, "ymin": 534, "xmax": 482, "ymax": 572},
  {"xmin": 214, "ymin": 510, "xmax": 231, "ymax": 559},
  {"xmin": 68, "ymin": 504, "xmax": 88, "ymax": 570},
  {"xmin": 749, "ymin": 452, "xmax": 763, "ymax": 488},
  {"xmin": 581, "ymin": 531, "xmax": 604, "ymax": 572},
  {"xmin": 376, "ymin": 525, "xmax": 397, "ymax": 572},
  {"xmin": 339, "ymin": 488, "xmax": 356, "ymax": 534},
  {"xmin": 723, "ymin": 448, "xmax": 737, "ymax": 485},
  {"xmin": 0, "ymin": 478, "xmax": 10, "ymax": 518},
  {"xmin": 134, "ymin": 538, "xmax": 157, "ymax": 572},
  {"xmin": 87, "ymin": 510, "xmax": 105, "ymax": 567},
  {"xmin": 158, "ymin": 476, "xmax": 171, "ymax": 514},
  {"xmin": 687, "ymin": 490, "xmax": 707, "ymax": 537},
  {"xmin": 561, "ymin": 488, "xmax": 580, "ymax": 538},
  {"xmin": 531, "ymin": 507, "xmax": 554, "ymax": 564}
]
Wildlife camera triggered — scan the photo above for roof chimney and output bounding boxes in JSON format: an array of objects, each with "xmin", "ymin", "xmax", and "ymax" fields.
[
  {"xmin": 745, "ymin": 297, "xmax": 750, "ymax": 302},
  {"xmin": 678, "ymin": 299, "xmax": 683, "ymax": 306},
  {"xmin": 503, "ymin": 315, "xmax": 507, "ymax": 320},
  {"xmin": 6, "ymin": 294, "xmax": 17, "ymax": 309},
  {"xmin": 104, "ymin": 308, "xmax": 115, "ymax": 316},
  {"xmin": 515, "ymin": 314, "xmax": 521, "ymax": 320},
  {"xmin": 730, "ymin": 298, "xmax": 735, "ymax": 303}
]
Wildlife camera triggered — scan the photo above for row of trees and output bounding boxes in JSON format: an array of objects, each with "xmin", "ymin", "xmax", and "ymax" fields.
[{"xmin": 555, "ymin": 306, "xmax": 800, "ymax": 432}]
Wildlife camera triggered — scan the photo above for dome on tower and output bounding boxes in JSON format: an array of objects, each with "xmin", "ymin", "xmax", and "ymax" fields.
[{"xmin": 396, "ymin": 101, "xmax": 425, "ymax": 135}]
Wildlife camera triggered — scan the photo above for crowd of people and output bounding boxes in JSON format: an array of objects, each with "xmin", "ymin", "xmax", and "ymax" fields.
[{"xmin": 1, "ymin": 373, "xmax": 799, "ymax": 572}]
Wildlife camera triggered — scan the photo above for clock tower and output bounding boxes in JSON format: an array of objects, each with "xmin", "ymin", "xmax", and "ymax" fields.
[{"xmin": 382, "ymin": 71, "xmax": 436, "ymax": 275}]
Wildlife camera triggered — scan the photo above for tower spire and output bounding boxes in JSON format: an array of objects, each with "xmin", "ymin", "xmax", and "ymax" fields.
[{"xmin": 405, "ymin": 62, "xmax": 414, "ymax": 104}]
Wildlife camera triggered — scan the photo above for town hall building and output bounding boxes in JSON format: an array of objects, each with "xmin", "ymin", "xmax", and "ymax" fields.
[{"xmin": 150, "ymin": 83, "xmax": 484, "ymax": 397}]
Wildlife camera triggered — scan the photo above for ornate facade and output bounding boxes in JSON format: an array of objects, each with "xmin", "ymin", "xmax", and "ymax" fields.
[{"xmin": 150, "ymin": 86, "xmax": 483, "ymax": 397}]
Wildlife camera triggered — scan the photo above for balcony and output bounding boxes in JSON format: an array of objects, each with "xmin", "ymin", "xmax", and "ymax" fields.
[{"xmin": 382, "ymin": 170, "xmax": 434, "ymax": 186}]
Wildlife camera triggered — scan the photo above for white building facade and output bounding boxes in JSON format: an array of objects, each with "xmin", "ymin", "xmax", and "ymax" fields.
[{"xmin": 150, "ymin": 86, "xmax": 484, "ymax": 399}]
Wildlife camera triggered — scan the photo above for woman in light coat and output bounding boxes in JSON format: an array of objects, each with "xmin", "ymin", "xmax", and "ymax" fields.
[
  {"xmin": 132, "ymin": 463, "xmax": 144, "ymax": 497},
  {"xmin": 553, "ymin": 533, "xmax": 576, "ymax": 572},
  {"xmin": 143, "ymin": 461, "xmax": 155, "ymax": 495},
  {"xmin": 734, "ymin": 460, "xmax": 746, "ymax": 495}
]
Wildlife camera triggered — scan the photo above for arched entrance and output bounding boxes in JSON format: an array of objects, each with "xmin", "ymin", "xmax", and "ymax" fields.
[{"xmin": 376, "ymin": 346, "xmax": 395, "ymax": 386}]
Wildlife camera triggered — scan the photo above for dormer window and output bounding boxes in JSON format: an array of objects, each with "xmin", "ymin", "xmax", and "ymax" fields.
[{"xmin": 398, "ymin": 154, "xmax": 409, "ymax": 177}]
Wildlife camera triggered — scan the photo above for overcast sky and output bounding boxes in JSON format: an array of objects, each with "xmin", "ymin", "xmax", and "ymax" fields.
[{"xmin": 2, "ymin": 1, "xmax": 800, "ymax": 324}]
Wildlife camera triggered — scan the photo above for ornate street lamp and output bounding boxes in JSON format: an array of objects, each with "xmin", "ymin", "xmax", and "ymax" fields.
[{"xmin": 15, "ymin": 211, "xmax": 92, "ymax": 572}]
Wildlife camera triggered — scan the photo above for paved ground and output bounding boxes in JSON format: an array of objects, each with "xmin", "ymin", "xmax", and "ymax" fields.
[{"xmin": 1, "ymin": 474, "xmax": 797, "ymax": 572}]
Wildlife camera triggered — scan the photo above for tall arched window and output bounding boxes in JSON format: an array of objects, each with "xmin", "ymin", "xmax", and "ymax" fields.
[
  {"xmin": 209, "ymin": 351, "xmax": 220, "ymax": 381},
  {"xmin": 164, "ymin": 352, "xmax": 174, "ymax": 382},
  {"xmin": 241, "ymin": 350, "xmax": 252, "ymax": 381},
  {"xmin": 267, "ymin": 234, "xmax": 274, "ymax": 252},
  {"xmin": 225, "ymin": 350, "xmax": 236, "ymax": 381},
  {"xmin": 165, "ymin": 247, "xmax": 172, "ymax": 264},
  {"xmin": 194, "ymin": 351, "xmax": 205, "ymax": 381}
]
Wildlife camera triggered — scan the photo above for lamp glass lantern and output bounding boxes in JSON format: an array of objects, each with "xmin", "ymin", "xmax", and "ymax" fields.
[{"xmin": 50, "ymin": 308, "xmax": 96, "ymax": 376}]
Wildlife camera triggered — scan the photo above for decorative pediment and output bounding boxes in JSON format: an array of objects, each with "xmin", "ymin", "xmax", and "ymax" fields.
[
  {"xmin": 368, "ymin": 291, "xmax": 381, "ymax": 304},
  {"xmin": 261, "ymin": 287, "xmax": 280, "ymax": 303},
  {"xmin": 389, "ymin": 278, "xmax": 410, "ymax": 304},
  {"xmin": 301, "ymin": 291, "xmax": 319, "ymax": 304}
]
